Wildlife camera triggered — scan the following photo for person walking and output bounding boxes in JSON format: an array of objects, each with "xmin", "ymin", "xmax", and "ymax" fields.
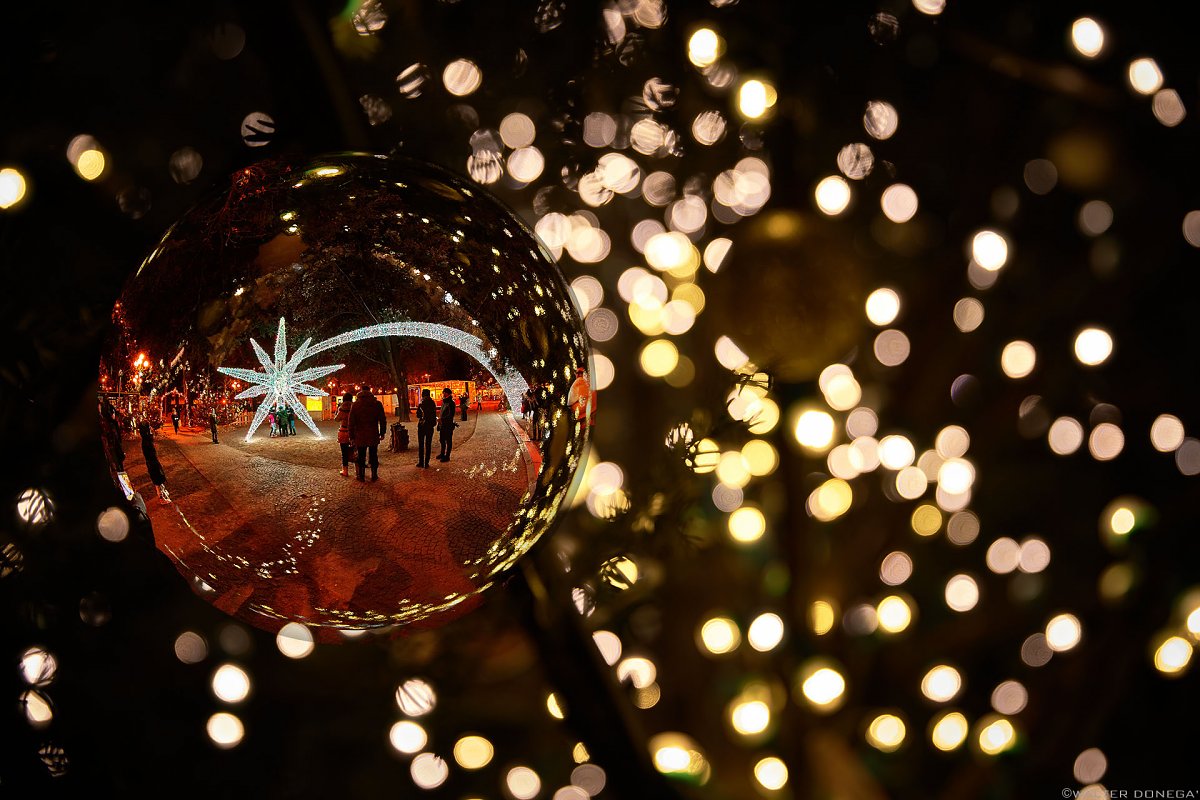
[
  {"xmin": 137, "ymin": 418, "xmax": 170, "ymax": 502},
  {"xmin": 437, "ymin": 387, "xmax": 457, "ymax": 462},
  {"xmin": 335, "ymin": 392, "xmax": 354, "ymax": 477},
  {"xmin": 170, "ymin": 407, "xmax": 180, "ymax": 434},
  {"xmin": 209, "ymin": 409, "xmax": 220, "ymax": 444},
  {"xmin": 348, "ymin": 386, "xmax": 387, "ymax": 481},
  {"xmin": 416, "ymin": 388, "xmax": 437, "ymax": 468}
]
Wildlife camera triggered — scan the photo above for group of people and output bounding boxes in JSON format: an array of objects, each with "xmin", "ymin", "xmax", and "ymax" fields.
[
  {"xmin": 521, "ymin": 366, "xmax": 594, "ymax": 440},
  {"xmin": 267, "ymin": 405, "xmax": 298, "ymax": 437},
  {"xmin": 333, "ymin": 386, "xmax": 461, "ymax": 481}
]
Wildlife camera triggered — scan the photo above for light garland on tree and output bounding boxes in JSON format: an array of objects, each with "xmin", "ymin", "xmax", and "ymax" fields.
[{"xmin": 218, "ymin": 317, "xmax": 530, "ymax": 441}]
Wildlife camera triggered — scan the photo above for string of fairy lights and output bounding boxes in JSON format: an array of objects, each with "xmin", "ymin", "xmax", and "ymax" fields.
[{"xmin": 6, "ymin": 0, "xmax": 1200, "ymax": 793}]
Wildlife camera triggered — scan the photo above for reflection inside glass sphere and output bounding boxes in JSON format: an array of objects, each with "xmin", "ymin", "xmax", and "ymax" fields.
[{"xmin": 97, "ymin": 153, "xmax": 591, "ymax": 637}]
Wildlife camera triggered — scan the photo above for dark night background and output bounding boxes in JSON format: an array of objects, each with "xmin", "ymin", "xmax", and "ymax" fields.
[{"xmin": 3, "ymin": 0, "xmax": 1200, "ymax": 797}]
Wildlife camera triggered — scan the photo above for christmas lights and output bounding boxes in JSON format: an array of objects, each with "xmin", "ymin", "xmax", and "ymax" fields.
[{"xmin": 219, "ymin": 317, "xmax": 530, "ymax": 441}]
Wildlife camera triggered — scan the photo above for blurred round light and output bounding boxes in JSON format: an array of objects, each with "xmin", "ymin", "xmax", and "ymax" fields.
[
  {"xmin": 396, "ymin": 678, "xmax": 437, "ymax": 716},
  {"xmin": 747, "ymin": 613, "xmax": 785, "ymax": 652},
  {"xmin": 945, "ymin": 574, "xmax": 979, "ymax": 612},
  {"xmin": 389, "ymin": 721, "xmax": 428, "ymax": 754},
  {"xmin": 206, "ymin": 712, "xmax": 244, "ymax": 748},
  {"xmin": 276, "ymin": 622, "xmax": 315, "ymax": 659},
  {"xmin": 1154, "ymin": 636, "xmax": 1192, "ymax": 675},
  {"xmin": 443, "ymin": 59, "xmax": 482, "ymax": 96},
  {"xmin": 815, "ymin": 176, "xmax": 851, "ymax": 215},
  {"xmin": 921, "ymin": 665, "xmax": 962, "ymax": 702},
  {"xmin": 0, "ymin": 167, "xmax": 29, "ymax": 209},
  {"xmin": 1074, "ymin": 327, "xmax": 1113, "ymax": 366},
  {"xmin": 730, "ymin": 699, "xmax": 771, "ymax": 735},
  {"xmin": 1128, "ymin": 58, "xmax": 1164, "ymax": 95},
  {"xmin": 867, "ymin": 713, "xmax": 906, "ymax": 752},
  {"xmin": 729, "ymin": 506, "xmax": 766, "ymax": 543},
  {"xmin": 972, "ymin": 230, "xmax": 1009, "ymax": 270},
  {"xmin": 454, "ymin": 734, "xmax": 494, "ymax": 769},
  {"xmin": 411, "ymin": 753, "xmax": 449, "ymax": 789},
  {"xmin": 978, "ymin": 716, "xmax": 1017, "ymax": 755},
  {"xmin": 753, "ymin": 756, "xmax": 788, "ymax": 790},
  {"xmin": 794, "ymin": 409, "xmax": 836, "ymax": 451},
  {"xmin": 1071, "ymin": 17, "xmax": 1105, "ymax": 58},
  {"xmin": 876, "ymin": 595, "xmax": 912, "ymax": 633},
  {"xmin": 1045, "ymin": 613, "xmax": 1082, "ymax": 652},
  {"xmin": 688, "ymin": 28, "xmax": 723, "ymax": 68},
  {"xmin": 1001, "ymin": 341, "xmax": 1036, "ymax": 379},
  {"xmin": 991, "ymin": 681, "xmax": 1028, "ymax": 715},
  {"xmin": 699, "ymin": 616, "xmax": 741, "ymax": 655},
  {"xmin": 881, "ymin": 184, "xmax": 918, "ymax": 223},
  {"xmin": 865, "ymin": 288, "xmax": 901, "ymax": 326},
  {"xmin": 930, "ymin": 711, "xmax": 968, "ymax": 751},
  {"xmin": 211, "ymin": 663, "xmax": 250, "ymax": 703},
  {"xmin": 507, "ymin": 766, "xmax": 542, "ymax": 799},
  {"xmin": 1151, "ymin": 415, "xmax": 1185, "ymax": 452},
  {"xmin": 800, "ymin": 666, "xmax": 846, "ymax": 709}
]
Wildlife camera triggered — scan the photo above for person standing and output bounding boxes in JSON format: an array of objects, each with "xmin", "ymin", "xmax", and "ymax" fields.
[
  {"xmin": 437, "ymin": 387, "xmax": 457, "ymax": 462},
  {"xmin": 568, "ymin": 366, "xmax": 591, "ymax": 424},
  {"xmin": 170, "ymin": 407, "xmax": 180, "ymax": 434},
  {"xmin": 209, "ymin": 409, "xmax": 220, "ymax": 444},
  {"xmin": 137, "ymin": 418, "xmax": 170, "ymax": 502},
  {"xmin": 416, "ymin": 388, "xmax": 437, "ymax": 468},
  {"xmin": 459, "ymin": 392, "xmax": 469, "ymax": 421},
  {"xmin": 348, "ymin": 387, "xmax": 387, "ymax": 481},
  {"xmin": 287, "ymin": 405, "xmax": 297, "ymax": 436},
  {"xmin": 269, "ymin": 408, "xmax": 277, "ymax": 437},
  {"xmin": 335, "ymin": 392, "xmax": 354, "ymax": 476}
]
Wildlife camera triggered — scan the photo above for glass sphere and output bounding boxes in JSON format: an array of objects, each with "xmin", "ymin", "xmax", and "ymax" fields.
[{"xmin": 98, "ymin": 154, "xmax": 591, "ymax": 637}]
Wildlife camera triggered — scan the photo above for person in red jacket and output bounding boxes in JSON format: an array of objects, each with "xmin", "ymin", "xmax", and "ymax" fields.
[{"xmin": 348, "ymin": 387, "xmax": 387, "ymax": 482}]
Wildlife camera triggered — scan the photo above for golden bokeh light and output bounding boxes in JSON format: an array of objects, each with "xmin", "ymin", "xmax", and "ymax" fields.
[
  {"xmin": 640, "ymin": 339, "xmax": 679, "ymax": 377},
  {"xmin": 1071, "ymin": 17, "xmax": 1105, "ymax": 58},
  {"xmin": 972, "ymin": 230, "xmax": 1009, "ymax": 271},
  {"xmin": 810, "ymin": 478, "xmax": 853, "ymax": 521},
  {"xmin": 878, "ymin": 434, "xmax": 915, "ymax": 469},
  {"xmin": 793, "ymin": 409, "xmax": 836, "ymax": 451},
  {"xmin": 742, "ymin": 439, "xmax": 779, "ymax": 476},
  {"xmin": 977, "ymin": 715, "xmax": 1017, "ymax": 756},
  {"xmin": 1154, "ymin": 636, "xmax": 1193, "ymax": 675},
  {"xmin": 748, "ymin": 612, "xmax": 785, "ymax": 652},
  {"xmin": 729, "ymin": 698, "xmax": 771, "ymax": 736},
  {"xmin": 865, "ymin": 288, "xmax": 901, "ymax": 326},
  {"xmin": 211, "ymin": 663, "xmax": 251, "ymax": 703},
  {"xmin": 453, "ymin": 734, "xmax": 494, "ymax": 769},
  {"xmin": 876, "ymin": 595, "xmax": 913, "ymax": 633},
  {"xmin": 388, "ymin": 720, "xmax": 428, "ymax": 754},
  {"xmin": 728, "ymin": 506, "xmax": 766, "ymax": 543},
  {"xmin": 206, "ymin": 712, "xmax": 245, "ymax": 749},
  {"xmin": 945, "ymin": 574, "xmax": 980, "ymax": 612},
  {"xmin": 1000, "ymin": 340, "xmax": 1036, "ymax": 379},
  {"xmin": 76, "ymin": 149, "xmax": 106, "ymax": 181},
  {"xmin": 911, "ymin": 504, "xmax": 942, "ymax": 536},
  {"xmin": 738, "ymin": 79, "xmax": 777, "ymax": 120},
  {"xmin": 930, "ymin": 711, "xmax": 969, "ymax": 751},
  {"xmin": 799, "ymin": 664, "xmax": 847, "ymax": 711},
  {"xmin": 921, "ymin": 665, "xmax": 962, "ymax": 702},
  {"xmin": 442, "ymin": 58, "xmax": 482, "ymax": 96},
  {"xmin": 881, "ymin": 183, "xmax": 919, "ymax": 223},
  {"xmin": 1127, "ymin": 58, "xmax": 1164, "ymax": 95},
  {"xmin": 814, "ymin": 175, "xmax": 852, "ymax": 215},
  {"xmin": 0, "ymin": 166, "xmax": 29, "ymax": 210},
  {"xmin": 698, "ymin": 616, "xmax": 741, "ymax": 655},
  {"xmin": 688, "ymin": 28, "xmax": 724, "ymax": 68},
  {"xmin": 547, "ymin": 692, "xmax": 565, "ymax": 719},
  {"xmin": 1045, "ymin": 613, "xmax": 1082, "ymax": 652},
  {"xmin": 753, "ymin": 756, "xmax": 788, "ymax": 790},
  {"xmin": 810, "ymin": 600, "xmax": 836, "ymax": 635},
  {"xmin": 1150, "ymin": 414, "xmax": 1185, "ymax": 452},
  {"xmin": 867, "ymin": 713, "xmax": 907, "ymax": 752},
  {"xmin": 1074, "ymin": 327, "xmax": 1113, "ymax": 366}
]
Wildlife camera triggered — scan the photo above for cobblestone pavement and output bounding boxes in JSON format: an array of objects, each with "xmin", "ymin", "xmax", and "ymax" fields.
[{"xmin": 121, "ymin": 410, "xmax": 536, "ymax": 638}]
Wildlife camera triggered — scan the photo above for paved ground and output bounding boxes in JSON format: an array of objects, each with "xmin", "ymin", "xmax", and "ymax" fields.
[{"xmin": 121, "ymin": 410, "xmax": 538, "ymax": 638}]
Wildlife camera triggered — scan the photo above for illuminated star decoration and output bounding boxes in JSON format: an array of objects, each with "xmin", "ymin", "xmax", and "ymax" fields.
[
  {"xmin": 217, "ymin": 318, "xmax": 344, "ymax": 442},
  {"xmin": 218, "ymin": 317, "xmax": 530, "ymax": 442}
]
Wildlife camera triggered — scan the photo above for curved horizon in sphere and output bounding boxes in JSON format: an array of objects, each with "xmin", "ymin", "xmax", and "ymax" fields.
[{"xmin": 97, "ymin": 153, "xmax": 591, "ymax": 639}]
